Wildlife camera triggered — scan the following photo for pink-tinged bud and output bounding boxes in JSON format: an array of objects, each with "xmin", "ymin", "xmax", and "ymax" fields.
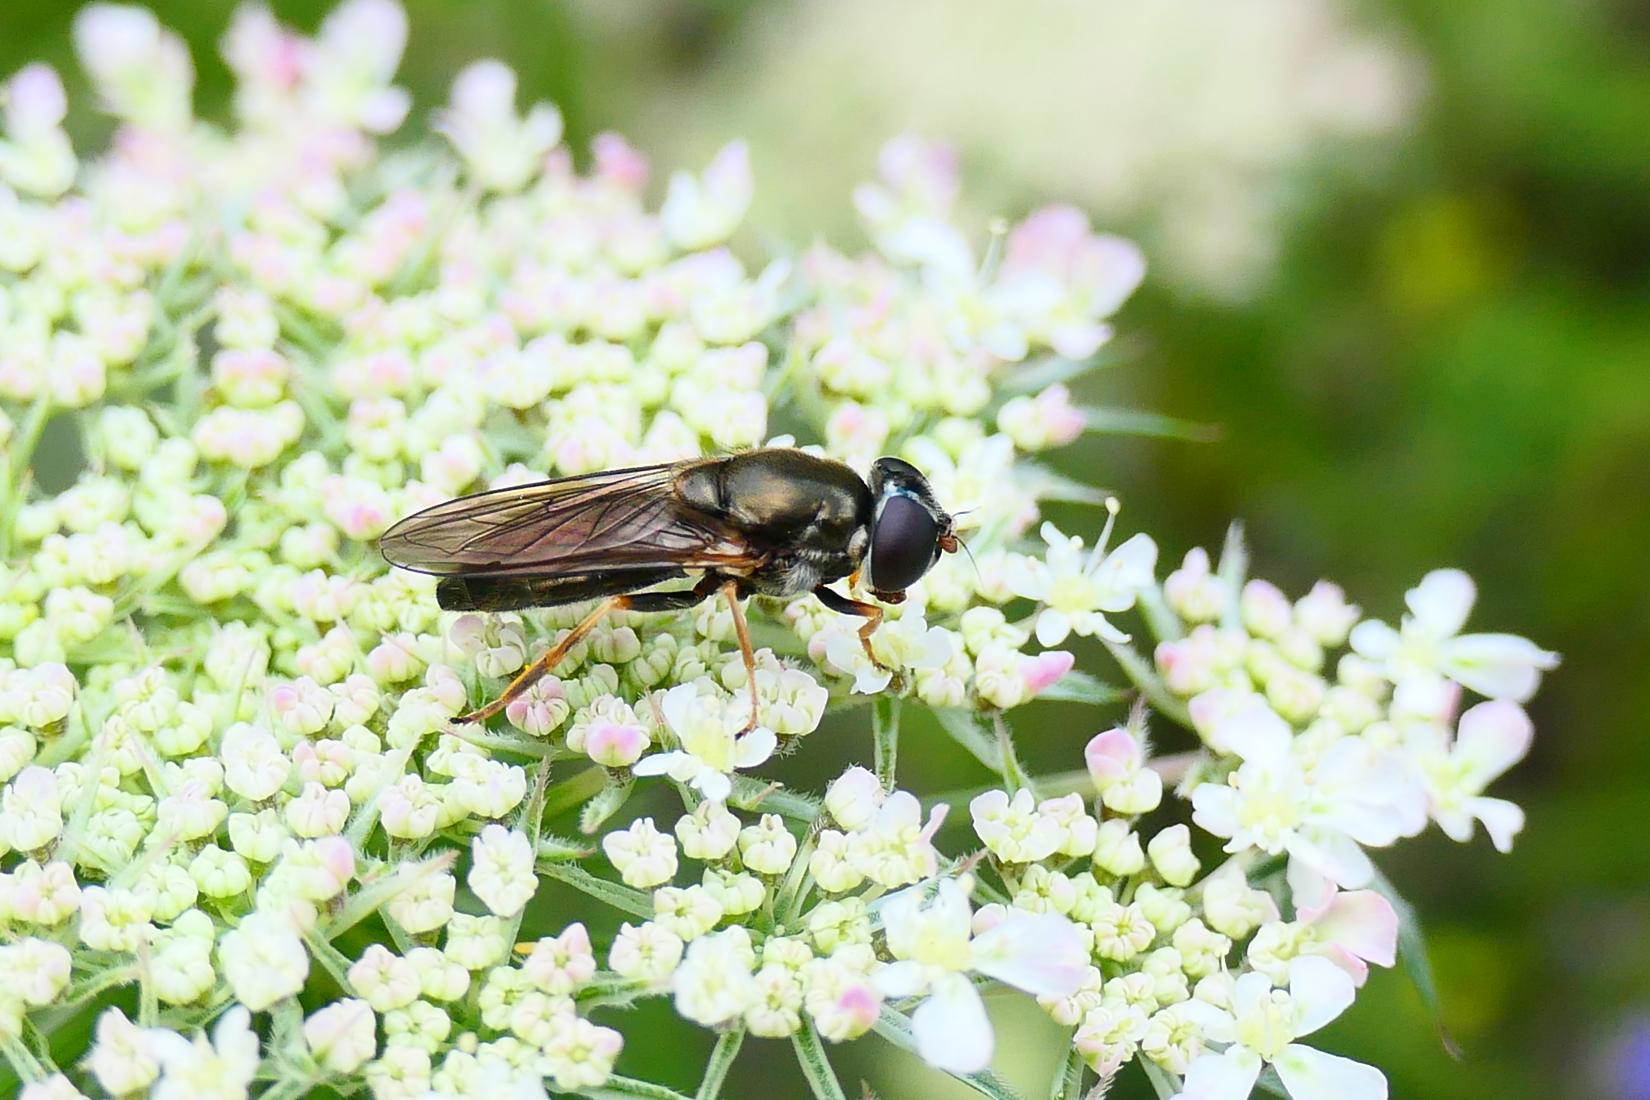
[
  {"xmin": 505, "ymin": 679, "xmax": 567, "ymax": 737},
  {"xmin": 592, "ymin": 131, "xmax": 649, "ymax": 191},
  {"xmin": 322, "ymin": 480, "xmax": 392, "ymax": 542},
  {"xmin": 584, "ymin": 718, "xmax": 649, "ymax": 768},
  {"xmin": 835, "ymin": 983, "xmax": 881, "ymax": 1032},
  {"xmin": 1084, "ymin": 727, "xmax": 1142, "ymax": 787},
  {"xmin": 310, "ymin": 836, "xmax": 356, "ymax": 894},
  {"xmin": 1155, "ymin": 631, "xmax": 1219, "ymax": 696},
  {"xmin": 1240, "ymin": 579, "xmax": 1292, "ymax": 640},
  {"xmin": 341, "ymin": 349, "xmax": 415, "ymax": 398},
  {"xmin": 6, "ymin": 64, "xmax": 68, "ymax": 136},
  {"xmin": 1021, "ymin": 650, "xmax": 1074, "ymax": 698}
]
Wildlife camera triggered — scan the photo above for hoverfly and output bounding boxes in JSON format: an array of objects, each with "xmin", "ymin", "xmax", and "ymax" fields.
[{"xmin": 380, "ymin": 448, "xmax": 958, "ymax": 728}]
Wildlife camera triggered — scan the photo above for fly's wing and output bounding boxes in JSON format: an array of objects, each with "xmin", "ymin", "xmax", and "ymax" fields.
[{"xmin": 379, "ymin": 461, "xmax": 759, "ymax": 578}]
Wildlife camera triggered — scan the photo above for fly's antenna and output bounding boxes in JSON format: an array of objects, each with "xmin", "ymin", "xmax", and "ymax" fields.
[{"xmin": 956, "ymin": 534, "xmax": 980, "ymax": 578}]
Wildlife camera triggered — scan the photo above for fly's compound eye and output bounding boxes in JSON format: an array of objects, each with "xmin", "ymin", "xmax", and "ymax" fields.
[{"xmin": 866, "ymin": 493, "xmax": 940, "ymax": 594}]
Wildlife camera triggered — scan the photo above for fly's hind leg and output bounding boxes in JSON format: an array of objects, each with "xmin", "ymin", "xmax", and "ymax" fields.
[
  {"xmin": 720, "ymin": 580, "xmax": 761, "ymax": 734},
  {"xmin": 457, "ymin": 575, "xmax": 718, "ymax": 726},
  {"xmin": 456, "ymin": 595, "xmax": 628, "ymax": 725}
]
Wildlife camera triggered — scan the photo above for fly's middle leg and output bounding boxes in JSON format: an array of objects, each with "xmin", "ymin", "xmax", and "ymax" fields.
[{"xmin": 812, "ymin": 585, "xmax": 889, "ymax": 670}]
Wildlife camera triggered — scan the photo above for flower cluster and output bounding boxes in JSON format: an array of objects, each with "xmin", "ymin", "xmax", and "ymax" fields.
[
  {"xmin": 932, "ymin": 534, "xmax": 1558, "ymax": 1098},
  {"xmin": 0, "ymin": 4, "xmax": 1550, "ymax": 1100}
]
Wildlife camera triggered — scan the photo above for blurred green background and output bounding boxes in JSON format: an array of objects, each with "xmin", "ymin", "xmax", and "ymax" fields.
[{"xmin": 5, "ymin": 1, "xmax": 1647, "ymax": 1097}]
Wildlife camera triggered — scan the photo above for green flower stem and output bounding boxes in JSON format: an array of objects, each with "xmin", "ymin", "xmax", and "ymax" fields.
[
  {"xmin": 992, "ymin": 712, "xmax": 1036, "ymax": 796},
  {"xmin": 774, "ymin": 826, "xmax": 818, "ymax": 928},
  {"xmin": 0, "ymin": 393, "xmax": 51, "ymax": 558},
  {"xmin": 34, "ymin": 963, "xmax": 140, "ymax": 1033},
  {"xmin": 0, "ymin": 1032, "xmax": 44, "ymax": 1084},
  {"xmin": 1216, "ymin": 522, "xmax": 1249, "ymax": 632},
  {"xmin": 1141, "ymin": 1059, "xmax": 1182, "ymax": 1099},
  {"xmin": 580, "ymin": 1074, "xmax": 695, "ymax": 1100},
  {"xmin": 303, "ymin": 928, "xmax": 357, "ymax": 990},
  {"xmin": 542, "ymin": 765, "xmax": 609, "ymax": 818},
  {"xmin": 325, "ymin": 851, "xmax": 458, "ymax": 939},
  {"xmin": 873, "ymin": 695, "xmax": 901, "ymax": 789},
  {"xmin": 791, "ymin": 1021, "xmax": 847, "ymax": 1100},
  {"xmin": 1100, "ymin": 637, "xmax": 1194, "ymax": 729},
  {"xmin": 694, "ymin": 1026, "xmax": 745, "ymax": 1100},
  {"xmin": 261, "ymin": 1070, "xmax": 323, "ymax": 1100},
  {"xmin": 729, "ymin": 777, "xmax": 820, "ymax": 821},
  {"xmin": 537, "ymin": 859, "xmax": 655, "ymax": 919},
  {"xmin": 934, "ymin": 708, "xmax": 1006, "ymax": 776},
  {"xmin": 452, "ymin": 726, "xmax": 564, "ymax": 760},
  {"xmin": 1137, "ymin": 582, "xmax": 1184, "ymax": 644},
  {"xmin": 1049, "ymin": 1043, "xmax": 1084, "ymax": 1100}
]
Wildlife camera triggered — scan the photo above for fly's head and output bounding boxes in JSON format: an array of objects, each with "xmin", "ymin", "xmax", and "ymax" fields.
[{"xmin": 862, "ymin": 456, "xmax": 957, "ymax": 601}]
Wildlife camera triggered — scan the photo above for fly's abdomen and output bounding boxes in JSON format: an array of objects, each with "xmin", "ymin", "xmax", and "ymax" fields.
[{"xmin": 436, "ymin": 566, "xmax": 686, "ymax": 611}]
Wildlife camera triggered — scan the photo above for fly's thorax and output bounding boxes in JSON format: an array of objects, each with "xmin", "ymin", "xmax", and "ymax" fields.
[{"xmin": 683, "ymin": 449, "xmax": 874, "ymax": 555}]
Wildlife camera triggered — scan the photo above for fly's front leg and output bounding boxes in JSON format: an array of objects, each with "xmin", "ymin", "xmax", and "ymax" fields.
[
  {"xmin": 813, "ymin": 585, "xmax": 887, "ymax": 668},
  {"xmin": 720, "ymin": 580, "xmax": 761, "ymax": 734}
]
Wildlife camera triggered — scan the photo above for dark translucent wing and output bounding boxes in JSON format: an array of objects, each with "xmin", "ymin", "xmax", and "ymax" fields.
[{"xmin": 380, "ymin": 461, "xmax": 756, "ymax": 578}]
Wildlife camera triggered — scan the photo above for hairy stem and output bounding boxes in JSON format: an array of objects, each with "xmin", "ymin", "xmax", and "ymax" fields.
[
  {"xmin": 873, "ymin": 695, "xmax": 901, "ymax": 789},
  {"xmin": 694, "ymin": 1026, "xmax": 745, "ymax": 1100}
]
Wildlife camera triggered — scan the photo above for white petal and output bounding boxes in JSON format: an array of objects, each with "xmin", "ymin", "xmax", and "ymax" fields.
[
  {"xmin": 1190, "ymin": 783, "xmax": 1241, "ymax": 839},
  {"xmin": 1443, "ymin": 635, "xmax": 1557, "ymax": 702},
  {"xmin": 1453, "ymin": 700, "xmax": 1533, "ymax": 785},
  {"xmin": 1287, "ymin": 955, "xmax": 1356, "ymax": 1036},
  {"xmin": 1035, "ymin": 609, "xmax": 1072, "ymax": 647},
  {"xmin": 1286, "ymin": 858, "xmax": 1336, "ymax": 912},
  {"xmin": 912, "ymin": 976, "xmax": 994, "ymax": 1075},
  {"xmin": 733, "ymin": 727, "xmax": 776, "ymax": 768},
  {"xmin": 1406, "ymin": 569, "xmax": 1476, "ymax": 637},
  {"xmin": 1095, "ymin": 533, "xmax": 1158, "ymax": 609},
  {"xmin": 693, "ymin": 770, "xmax": 732, "ymax": 804},
  {"xmin": 1174, "ymin": 1047, "xmax": 1262, "ymax": 1100},
  {"xmin": 1468, "ymin": 796, "xmax": 1525, "ymax": 852},
  {"xmin": 1177, "ymin": 999, "xmax": 1238, "ymax": 1045},
  {"xmin": 630, "ymin": 752, "xmax": 681, "ymax": 777},
  {"xmin": 144, "ymin": 1028, "xmax": 194, "ymax": 1067},
  {"xmin": 914, "ymin": 627, "xmax": 955, "ymax": 670},
  {"xmin": 872, "ymin": 959, "xmax": 926, "ymax": 998},
  {"xmin": 823, "ymin": 632, "xmax": 861, "ymax": 674},
  {"xmin": 1273, "ymin": 1044, "xmax": 1388, "ymax": 1100},
  {"xmin": 970, "ymin": 912, "xmax": 1087, "ymax": 997},
  {"xmin": 877, "ymin": 790, "xmax": 923, "ymax": 830},
  {"xmin": 1087, "ymin": 614, "xmax": 1132, "ymax": 644},
  {"xmin": 853, "ymin": 666, "xmax": 893, "ymax": 694},
  {"xmin": 1431, "ymin": 806, "xmax": 1475, "ymax": 844},
  {"xmin": 658, "ymin": 683, "xmax": 698, "ymax": 734},
  {"xmin": 1216, "ymin": 702, "xmax": 1293, "ymax": 762},
  {"xmin": 1006, "ymin": 558, "xmax": 1050, "ymax": 602},
  {"xmin": 1347, "ymin": 619, "xmax": 1399, "ymax": 661},
  {"xmin": 1286, "ymin": 830, "xmax": 1373, "ymax": 891}
]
